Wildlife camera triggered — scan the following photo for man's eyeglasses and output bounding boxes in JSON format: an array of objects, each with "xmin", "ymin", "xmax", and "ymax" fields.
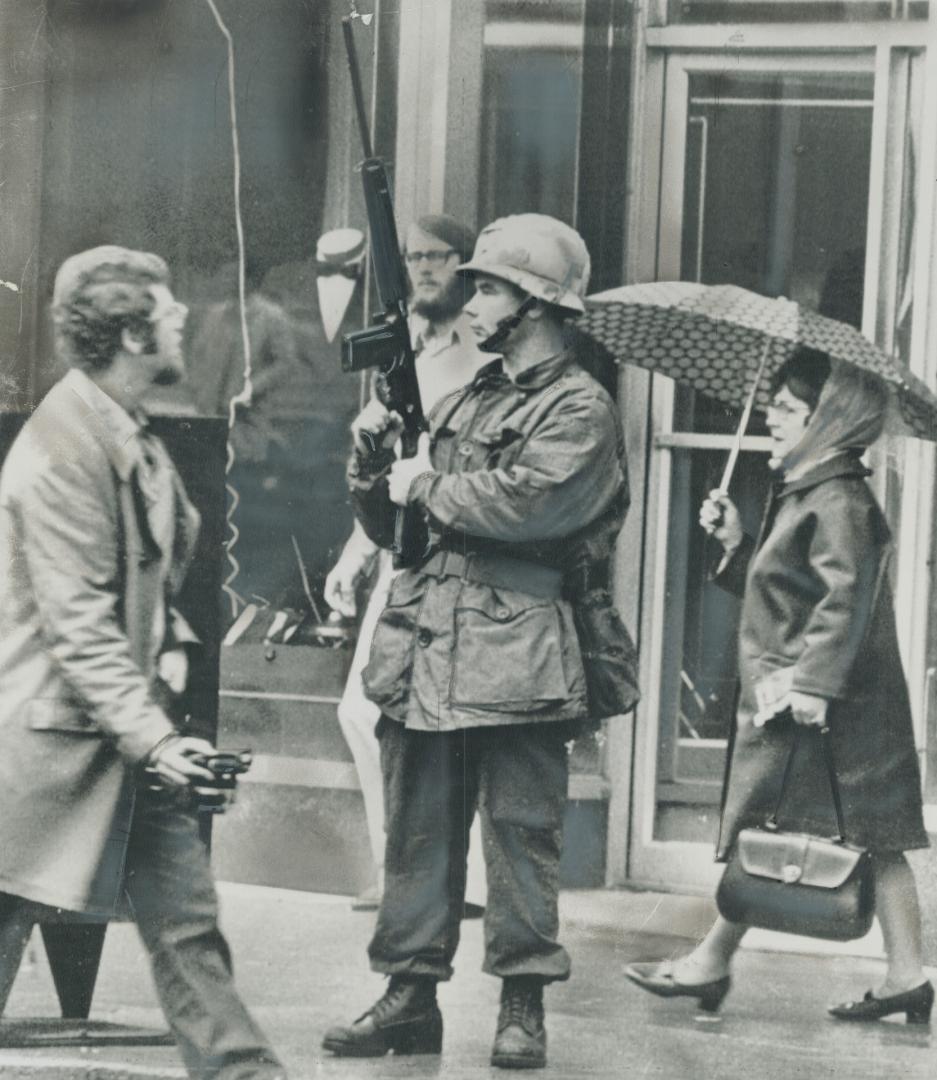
[{"xmin": 404, "ymin": 249, "xmax": 457, "ymax": 267}]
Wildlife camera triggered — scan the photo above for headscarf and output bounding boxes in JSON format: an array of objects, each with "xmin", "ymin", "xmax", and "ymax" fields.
[{"xmin": 775, "ymin": 358, "xmax": 888, "ymax": 478}]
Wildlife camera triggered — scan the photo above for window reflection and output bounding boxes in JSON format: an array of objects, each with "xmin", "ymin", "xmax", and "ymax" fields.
[
  {"xmin": 35, "ymin": 1, "xmax": 387, "ymax": 624},
  {"xmin": 480, "ymin": 0, "xmax": 585, "ymax": 225}
]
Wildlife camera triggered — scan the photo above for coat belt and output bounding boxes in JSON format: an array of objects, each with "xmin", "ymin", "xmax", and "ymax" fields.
[{"xmin": 420, "ymin": 549, "xmax": 563, "ymax": 600}]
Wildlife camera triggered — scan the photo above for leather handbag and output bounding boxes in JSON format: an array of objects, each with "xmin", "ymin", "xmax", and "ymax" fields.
[{"xmin": 716, "ymin": 725, "xmax": 874, "ymax": 942}]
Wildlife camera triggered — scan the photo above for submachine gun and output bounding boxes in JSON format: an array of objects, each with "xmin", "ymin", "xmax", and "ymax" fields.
[{"xmin": 340, "ymin": 15, "xmax": 427, "ymax": 568}]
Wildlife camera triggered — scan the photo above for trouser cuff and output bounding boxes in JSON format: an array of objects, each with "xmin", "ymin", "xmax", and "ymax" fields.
[
  {"xmin": 369, "ymin": 957, "xmax": 453, "ymax": 982},
  {"xmin": 483, "ymin": 950, "xmax": 571, "ymax": 985}
]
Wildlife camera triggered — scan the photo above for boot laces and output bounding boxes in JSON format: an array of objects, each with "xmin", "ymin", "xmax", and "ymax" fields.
[
  {"xmin": 499, "ymin": 983, "xmax": 543, "ymax": 1034},
  {"xmin": 361, "ymin": 977, "xmax": 426, "ymax": 1025}
]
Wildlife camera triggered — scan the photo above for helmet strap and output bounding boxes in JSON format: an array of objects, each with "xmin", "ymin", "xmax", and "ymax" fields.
[{"xmin": 479, "ymin": 295, "xmax": 538, "ymax": 353}]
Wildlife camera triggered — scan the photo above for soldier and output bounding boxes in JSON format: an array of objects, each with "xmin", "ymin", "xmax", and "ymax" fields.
[
  {"xmin": 324, "ymin": 214, "xmax": 488, "ymax": 912},
  {"xmin": 322, "ymin": 215, "xmax": 628, "ymax": 1070}
]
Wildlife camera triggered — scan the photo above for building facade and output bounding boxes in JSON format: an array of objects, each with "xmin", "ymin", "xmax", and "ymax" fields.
[
  {"xmin": 392, "ymin": 0, "xmax": 937, "ymax": 895},
  {"xmin": 2, "ymin": 0, "xmax": 936, "ymax": 899}
]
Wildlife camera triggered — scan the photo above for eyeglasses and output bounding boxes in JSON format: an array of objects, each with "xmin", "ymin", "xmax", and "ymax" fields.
[
  {"xmin": 404, "ymin": 249, "xmax": 457, "ymax": 267},
  {"xmin": 765, "ymin": 398, "xmax": 810, "ymax": 420}
]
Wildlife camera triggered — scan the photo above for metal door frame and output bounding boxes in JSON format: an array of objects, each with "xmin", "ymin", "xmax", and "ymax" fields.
[{"xmin": 627, "ymin": 48, "xmax": 880, "ymax": 891}]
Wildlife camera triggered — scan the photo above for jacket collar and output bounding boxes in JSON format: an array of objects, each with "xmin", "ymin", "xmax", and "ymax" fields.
[
  {"xmin": 775, "ymin": 450, "xmax": 871, "ymax": 498},
  {"xmin": 54, "ymin": 368, "xmax": 145, "ymax": 482},
  {"xmin": 471, "ymin": 349, "xmax": 573, "ymax": 393}
]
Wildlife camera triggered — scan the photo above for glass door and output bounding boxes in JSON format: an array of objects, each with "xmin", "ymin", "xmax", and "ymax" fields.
[{"xmin": 629, "ymin": 52, "xmax": 876, "ymax": 890}]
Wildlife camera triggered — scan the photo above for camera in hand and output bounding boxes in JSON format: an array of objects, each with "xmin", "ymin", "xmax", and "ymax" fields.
[
  {"xmin": 189, "ymin": 749, "xmax": 253, "ymax": 813},
  {"xmin": 143, "ymin": 748, "xmax": 253, "ymax": 814}
]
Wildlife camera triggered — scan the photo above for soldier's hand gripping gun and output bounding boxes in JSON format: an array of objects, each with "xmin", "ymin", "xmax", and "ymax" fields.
[{"xmin": 340, "ymin": 15, "xmax": 427, "ymax": 568}]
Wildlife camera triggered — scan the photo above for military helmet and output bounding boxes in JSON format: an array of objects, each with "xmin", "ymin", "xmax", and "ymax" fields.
[{"xmin": 457, "ymin": 213, "xmax": 591, "ymax": 314}]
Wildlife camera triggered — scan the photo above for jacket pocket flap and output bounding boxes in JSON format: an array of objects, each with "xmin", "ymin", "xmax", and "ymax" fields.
[
  {"xmin": 473, "ymin": 424, "xmax": 521, "ymax": 449},
  {"xmin": 736, "ymin": 828, "xmax": 866, "ymax": 889},
  {"xmin": 456, "ymin": 585, "xmax": 551, "ymax": 623},
  {"xmin": 26, "ymin": 698, "xmax": 99, "ymax": 734},
  {"xmin": 383, "ymin": 572, "xmax": 428, "ymax": 610}
]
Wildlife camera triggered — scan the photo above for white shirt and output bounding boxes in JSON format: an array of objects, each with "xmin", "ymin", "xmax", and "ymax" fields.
[{"xmin": 411, "ymin": 312, "xmax": 489, "ymax": 414}]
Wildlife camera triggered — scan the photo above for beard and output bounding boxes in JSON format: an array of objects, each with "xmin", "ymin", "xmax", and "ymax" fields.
[
  {"xmin": 142, "ymin": 328, "xmax": 184, "ymax": 386},
  {"xmin": 411, "ymin": 275, "xmax": 466, "ymax": 324}
]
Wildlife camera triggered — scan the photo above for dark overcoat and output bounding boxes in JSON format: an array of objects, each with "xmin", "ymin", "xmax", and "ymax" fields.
[{"xmin": 716, "ymin": 452, "xmax": 927, "ymax": 857}]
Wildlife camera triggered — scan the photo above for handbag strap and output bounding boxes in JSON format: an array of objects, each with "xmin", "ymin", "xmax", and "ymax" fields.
[{"xmin": 765, "ymin": 725, "xmax": 848, "ymax": 844}]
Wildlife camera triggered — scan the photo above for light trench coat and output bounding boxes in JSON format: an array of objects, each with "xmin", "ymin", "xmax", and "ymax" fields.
[{"xmin": 0, "ymin": 369, "xmax": 199, "ymax": 914}]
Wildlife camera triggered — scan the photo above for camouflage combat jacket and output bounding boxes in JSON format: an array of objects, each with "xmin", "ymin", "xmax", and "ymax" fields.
[{"xmin": 348, "ymin": 349, "xmax": 627, "ymax": 731}]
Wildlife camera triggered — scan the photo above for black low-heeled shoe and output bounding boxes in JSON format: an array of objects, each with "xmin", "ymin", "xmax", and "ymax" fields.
[
  {"xmin": 624, "ymin": 961, "xmax": 731, "ymax": 1013},
  {"xmin": 828, "ymin": 980, "xmax": 934, "ymax": 1024}
]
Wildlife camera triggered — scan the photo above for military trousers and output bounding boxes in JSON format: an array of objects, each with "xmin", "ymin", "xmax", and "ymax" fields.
[{"xmin": 368, "ymin": 715, "xmax": 571, "ymax": 983}]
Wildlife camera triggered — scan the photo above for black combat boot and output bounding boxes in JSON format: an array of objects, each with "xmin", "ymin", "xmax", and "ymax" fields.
[
  {"xmin": 490, "ymin": 977, "xmax": 547, "ymax": 1069},
  {"xmin": 321, "ymin": 976, "xmax": 442, "ymax": 1057}
]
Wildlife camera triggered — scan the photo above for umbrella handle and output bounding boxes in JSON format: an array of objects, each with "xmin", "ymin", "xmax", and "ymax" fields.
[{"xmin": 717, "ymin": 339, "xmax": 772, "ymax": 496}]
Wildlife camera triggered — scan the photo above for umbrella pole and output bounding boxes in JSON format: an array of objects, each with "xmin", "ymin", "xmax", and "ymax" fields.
[{"xmin": 717, "ymin": 339, "xmax": 772, "ymax": 495}]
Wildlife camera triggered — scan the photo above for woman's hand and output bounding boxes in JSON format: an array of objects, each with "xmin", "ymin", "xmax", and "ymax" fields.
[{"xmin": 699, "ymin": 489, "xmax": 744, "ymax": 553}]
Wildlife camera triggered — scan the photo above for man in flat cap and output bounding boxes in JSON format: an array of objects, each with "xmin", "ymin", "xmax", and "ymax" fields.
[{"xmin": 0, "ymin": 247, "xmax": 286, "ymax": 1079}]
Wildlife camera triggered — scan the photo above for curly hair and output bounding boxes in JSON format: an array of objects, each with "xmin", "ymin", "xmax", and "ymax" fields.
[{"xmin": 52, "ymin": 247, "xmax": 170, "ymax": 372}]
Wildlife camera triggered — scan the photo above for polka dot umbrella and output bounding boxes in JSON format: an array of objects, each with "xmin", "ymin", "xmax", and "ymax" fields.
[{"xmin": 576, "ymin": 281, "xmax": 937, "ymax": 441}]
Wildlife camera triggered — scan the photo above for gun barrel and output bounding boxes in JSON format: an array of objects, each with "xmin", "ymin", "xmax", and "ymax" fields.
[
  {"xmin": 361, "ymin": 160, "xmax": 409, "ymax": 310},
  {"xmin": 341, "ymin": 17, "xmax": 373, "ymax": 159}
]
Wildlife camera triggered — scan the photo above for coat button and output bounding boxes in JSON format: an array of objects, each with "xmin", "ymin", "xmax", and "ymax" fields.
[
  {"xmin": 496, "ymin": 607, "xmax": 510, "ymax": 620},
  {"xmin": 458, "ymin": 442, "xmax": 473, "ymax": 455},
  {"xmin": 417, "ymin": 627, "xmax": 433, "ymax": 647}
]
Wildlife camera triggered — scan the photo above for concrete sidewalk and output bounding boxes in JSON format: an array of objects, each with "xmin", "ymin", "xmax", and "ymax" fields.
[{"xmin": 0, "ymin": 883, "xmax": 932, "ymax": 1079}]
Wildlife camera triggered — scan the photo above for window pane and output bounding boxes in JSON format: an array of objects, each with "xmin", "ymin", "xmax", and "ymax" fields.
[
  {"xmin": 27, "ymin": 0, "xmax": 386, "ymax": 625},
  {"xmin": 676, "ymin": 69, "xmax": 874, "ymax": 433},
  {"xmin": 480, "ymin": 1, "xmax": 586, "ymax": 225},
  {"xmin": 654, "ymin": 66, "xmax": 876, "ymax": 845}
]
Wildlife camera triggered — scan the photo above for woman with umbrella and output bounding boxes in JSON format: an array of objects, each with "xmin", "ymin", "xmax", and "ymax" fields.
[{"xmin": 624, "ymin": 346, "xmax": 931, "ymax": 1021}]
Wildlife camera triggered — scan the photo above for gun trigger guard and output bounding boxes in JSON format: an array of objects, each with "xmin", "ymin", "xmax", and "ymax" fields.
[{"xmin": 362, "ymin": 430, "xmax": 377, "ymax": 453}]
